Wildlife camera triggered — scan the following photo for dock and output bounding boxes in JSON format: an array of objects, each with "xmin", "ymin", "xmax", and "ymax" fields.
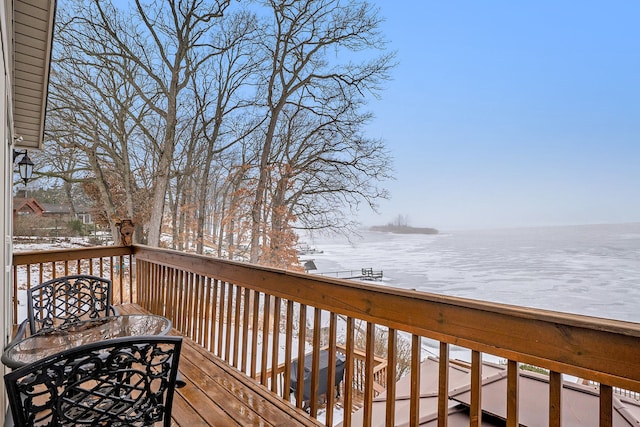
[{"xmin": 316, "ymin": 268, "xmax": 383, "ymax": 281}]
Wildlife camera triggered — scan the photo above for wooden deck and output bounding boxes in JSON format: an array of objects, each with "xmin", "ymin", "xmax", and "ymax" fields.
[{"xmin": 117, "ymin": 304, "xmax": 322, "ymax": 427}]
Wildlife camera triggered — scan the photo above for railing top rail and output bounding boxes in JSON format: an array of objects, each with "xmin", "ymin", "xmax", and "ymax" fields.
[{"xmin": 13, "ymin": 246, "xmax": 134, "ymax": 264}]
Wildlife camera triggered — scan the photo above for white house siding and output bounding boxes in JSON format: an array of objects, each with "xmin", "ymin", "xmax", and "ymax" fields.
[
  {"xmin": 1, "ymin": 0, "xmax": 11, "ymax": 421},
  {"xmin": 0, "ymin": 0, "xmax": 56, "ymax": 422}
]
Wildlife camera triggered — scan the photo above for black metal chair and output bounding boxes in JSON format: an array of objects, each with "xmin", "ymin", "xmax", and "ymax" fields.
[
  {"xmin": 4, "ymin": 336, "xmax": 182, "ymax": 427},
  {"xmin": 12, "ymin": 274, "xmax": 117, "ymax": 343}
]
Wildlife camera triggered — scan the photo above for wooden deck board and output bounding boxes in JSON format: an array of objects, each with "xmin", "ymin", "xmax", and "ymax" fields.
[{"xmin": 117, "ymin": 304, "xmax": 322, "ymax": 427}]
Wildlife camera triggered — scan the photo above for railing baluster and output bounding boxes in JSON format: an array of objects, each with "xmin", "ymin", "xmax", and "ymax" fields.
[
  {"xmin": 145, "ymin": 261, "xmax": 153, "ymax": 312},
  {"xmin": 192, "ymin": 274, "xmax": 201, "ymax": 341},
  {"xmin": 109, "ymin": 256, "xmax": 114, "ymax": 293},
  {"xmin": 283, "ymin": 300, "xmax": 294, "ymax": 399},
  {"xmin": 185, "ymin": 272, "xmax": 194, "ymax": 338},
  {"xmin": 151, "ymin": 263, "xmax": 159, "ymax": 314},
  {"xmin": 471, "ymin": 350, "xmax": 483, "ymax": 427},
  {"xmin": 166, "ymin": 267, "xmax": 175, "ymax": 323},
  {"xmin": 549, "ymin": 371, "xmax": 562, "ymax": 427},
  {"xmin": 196, "ymin": 273, "xmax": 202, "ymax": 340},
  {"xmin": 135, "ymin": 260, "xmax": 144, "ymax": 307},
  {"xmin": 326, "ymin": 312, "xmax": 337, "ymax": 427},
  {"xmin": 241, "ymin": 287, "xmax": 250, "ymax": 373},
  {"xmin": 146, "ymin": 262, "xmax": 154, "ymax": 312},
  {"xmin": 210, "ymin": 278, "xmax": 219, "ymax": 354},
  {"xmin": 226, "ymin": 283, "xmax": 235, "ymax": 361},
  {"xmin": 295, "ymin": 304, "xmax": 307, "ymax": 409},
  {"xmin": 216, "ymin": 280, "xmax": 225, "ymax": 357},
  {"xmin": 233, "ymin": 284, "xmax": 242, "ymax": 368},
  {"xmin": 161, "ymin": 265, "xmax": 169, "ymax": 317},
  {"xmin": 164, "ymin": 266, "xmax": 172, "ymax": 318},
  {"xmin": 223, "ymin": 279, "xmax": 230, "ymax": 360},
  {"xmin": 410, "ymin": 334, "xmax": 421, "ymax": 427},
  {"xmin": 507, "ymin": 360, "xmax": 519, "ymax": 427},
  {"xmin": 149, "ymin": 264, "xmax": 156, "ymax": 310},
  {"xmin": 271, "ymin": 296, "xmax": 282, "ymax": 393},
  {"xmin": 600, "ymin": 383, "xmax": 613, "ymax": 427},
  {"xmin": 343, "ymin": 316, "xmax": 354, "ymax": 427},
  {"xmin": 250, "ymin": 291, "xmax": 260, "ymax": 377},
  {"xmin": 260, "ymin": 294, "xmax": 271, "ymax": 385},
  {"xmin": 386, "ymin": 328, "xmax": 397, "ymax": 427},
  {"xmin": 155, "ymin": 263, "xmax": 163, "ymax": 315},
  {"xmin": 118, "ymin": 255, "xmax": 124, "ymax": 296},
  {"xmin": 363, "ymin": 321, "xmax": 375, "ymax": 425},
  {"xmin": 174, "ymin": 269, "xmax": 183, "ymax": 330},
  {"xmin": 138, "ymin": 258, "xmax": 147, "ymax": 308},
  {"xmin": 127, "ymin": 253, "xmax": 133, "ymax": 303},
  {"xmin": 438, "ymin": 342, "xmax": 449, "ymax": 427},
  {"xmin": 202, "ymin": 277, "xmax": 212, "ymax": 350},
  {"xmin": 310, "ymin": 308, "xmax": 322, "ymax": 417}
]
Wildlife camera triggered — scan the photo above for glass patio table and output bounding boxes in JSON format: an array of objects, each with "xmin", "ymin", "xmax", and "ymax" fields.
[{"xmin": 1, "ymin": 314, "xmax": 172, "ymax": 369}]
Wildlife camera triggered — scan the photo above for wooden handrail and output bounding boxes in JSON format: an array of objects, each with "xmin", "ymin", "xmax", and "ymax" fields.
[
  {"xmin": 13, "ymin": 246, "xmax": 133, "ymax": 264},
  {"xmin": 12, "ymin": 244, "xmax": 640, "ymax": 425}
]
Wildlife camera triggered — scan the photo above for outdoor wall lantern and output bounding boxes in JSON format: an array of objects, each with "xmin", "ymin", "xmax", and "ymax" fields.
[{"xmin": 13, "ymin": 149, "xmax": 34, "ymax": 185}]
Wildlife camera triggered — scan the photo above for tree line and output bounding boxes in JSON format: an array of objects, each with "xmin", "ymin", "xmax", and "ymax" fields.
[{"xmin": 38, "ymin": 0, "xmax": 395, "ymax": 267}]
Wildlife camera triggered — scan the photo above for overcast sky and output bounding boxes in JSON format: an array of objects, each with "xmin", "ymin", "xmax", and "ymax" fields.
[{"xmin": 357, "ymin": 1, "xmax": 640, "ymax": 231}]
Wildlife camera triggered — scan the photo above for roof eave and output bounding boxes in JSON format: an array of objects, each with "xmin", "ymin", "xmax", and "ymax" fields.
[{"xmin": 13, "ymin": 0, "xmax": 57, "ymax": 150}]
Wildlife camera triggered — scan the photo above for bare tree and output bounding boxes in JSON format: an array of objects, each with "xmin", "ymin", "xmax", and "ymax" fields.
[
  {"xmin": 189, "ymin": 10, "xmax": 262, "ymax": 254},
  {"xmin": 45, "ymin": 0, "xmax": 395, "ymax": 265},
  {"xmin": 46, "ymin": 6, "xmax": 149, "ymax": 238},
  {"xmin": 88, "ymin": 0, "xmax": 232, "ymax": 246},
  {"xmin": 267, "ymin": 103, "xmax": 392, "ymax": 258},
  {"xmin": 247, "ymin": 0, "xmax": 396, "ymax": 263}
]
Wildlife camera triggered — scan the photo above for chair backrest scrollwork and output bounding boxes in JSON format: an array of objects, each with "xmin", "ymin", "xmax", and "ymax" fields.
[
  {"xmin": 4, "ymin": 336, "xmax": 182, "ymax": 427},
  {"xmin": 27, "ymin": 274, "xmax": 114, "ymax": 335}
]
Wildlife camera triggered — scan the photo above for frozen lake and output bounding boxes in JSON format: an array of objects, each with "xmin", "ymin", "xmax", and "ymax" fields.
[{"xmin": 304, "ymin": 222, "xmax": 640, "ymax": 324}]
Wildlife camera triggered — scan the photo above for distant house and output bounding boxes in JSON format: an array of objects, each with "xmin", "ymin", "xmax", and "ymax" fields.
[
  {"xmin": 347, "ymin": 357, "xmax": 640, "ymax": 426},
  {"xmin": 41, "ymin": 202, "xmax": 71, "ymax": 220},
  {"xmin": 42, "ymin": 203, "xmax": 93, "ymax": 224},
  {"xmin": 13, "ymin": 196, "xmax": 93, "ymax": 225},
  {"xmin": 13, "ymin": 197, "xmax": 46, "ymax": 217}
]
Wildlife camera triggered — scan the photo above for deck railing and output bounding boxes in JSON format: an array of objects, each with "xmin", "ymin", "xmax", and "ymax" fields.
[
  {"xmin": 12, "ymin": 246, "xmax": 135, "ymax": 325},
  {"xmin": 12, "ymin": 244, "xmax": 640, "ymax": 426}
]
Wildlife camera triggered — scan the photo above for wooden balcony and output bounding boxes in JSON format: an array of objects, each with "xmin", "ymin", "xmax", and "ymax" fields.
[{"xmin": 12, "ymin": 244, "xmax": 640, "ymax": 426}]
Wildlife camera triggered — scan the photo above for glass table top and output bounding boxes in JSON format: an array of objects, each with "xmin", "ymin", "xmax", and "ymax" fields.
[{"xmin": 2, "ymin": 314, "xmax": 172, "ymax": 368}]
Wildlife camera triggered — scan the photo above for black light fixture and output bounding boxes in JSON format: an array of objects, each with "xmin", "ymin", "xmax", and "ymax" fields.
[{"xmin": 13, "ymin": 149, "xmax": 34, "ymax": 185}]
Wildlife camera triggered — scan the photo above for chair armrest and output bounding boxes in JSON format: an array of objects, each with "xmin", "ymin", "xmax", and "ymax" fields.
[
  {"xmin": 2, "ymin": 320, "xmax": 29, "ymax": 369},
  {"xmin": 5, "ymin": 320, "xmax": 29, "ymax": 348}
]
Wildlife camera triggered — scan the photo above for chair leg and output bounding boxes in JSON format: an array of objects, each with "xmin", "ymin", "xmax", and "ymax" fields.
[
  {"xmin": 4, "ymin": 407, "xmax": 15, "ymax": 427},
  {"xmin": 176, "ymin": 371, "xmax": 186, "ymax": 388}
]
